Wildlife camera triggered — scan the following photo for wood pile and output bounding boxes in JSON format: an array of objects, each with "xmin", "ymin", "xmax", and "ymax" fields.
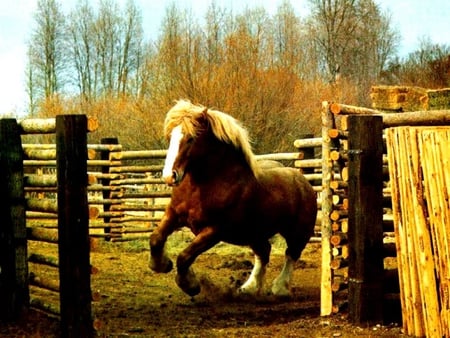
[
  {"xmin": 371, "ymin": 85, "xmax": 450, "ymax": 112},
  {"xmin": 386, "ymin": 126, "xmax": 450, "ymax": 338},
  {"xmin": 320, "ymin": 102, "xmax": 361, "ymax": 316},
  {"xmin": 320, "ymin": 102, "xmax": 398, "ymax": 320}
]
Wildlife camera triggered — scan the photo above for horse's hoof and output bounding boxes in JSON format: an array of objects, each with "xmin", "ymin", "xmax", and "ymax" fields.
[
  {"xmin": 149, "ymin": 257, "xmax": 173, "ymax": 273},
  {"xmin": 271, "ymin": 284, "xmax": 291, "ymax": 298},
  {"xmin": 176, "ymin": 272, "xmax": 201, "ymax": 296},
  {"xmin": 181, "ymin": 283, "xmax": 201, "ymax": 297},
  {"xmin": 238, "ymin": 285, "xmax": 259, "ymax": 295}
]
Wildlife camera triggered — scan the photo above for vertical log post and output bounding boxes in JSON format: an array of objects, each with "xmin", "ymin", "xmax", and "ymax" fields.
[
  {"xmin": 100, "ymin": 137, "xmax": 119, "ymax": 241},
  {"xmin": 347, "ymin": 115, "xmax": 384, "ymax": 325},
  {"xmin": 321, "ymin": 102, "xmax": 334, "ymax": 316},
  {"xmin": 0, "ymin": 119, "xmax": 29, "ymax": 321},
  {"xmin": 56, "ymin": 115, "xmax": 93, "ymax": 337}
]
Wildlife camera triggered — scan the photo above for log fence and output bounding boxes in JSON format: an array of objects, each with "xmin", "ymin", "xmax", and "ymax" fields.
[
  {"xmin": 321, "ymin": 101, "xmax": 450, "ymax": 337},
  {"xmin": 0, "ymin": 115, "xmax": 96, "ymax": 337}
]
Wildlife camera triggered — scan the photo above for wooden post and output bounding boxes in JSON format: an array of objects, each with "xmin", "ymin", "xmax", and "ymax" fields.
[
  {"xmin": 347, "ymin": 115, "xmax": 384, "ymax": 325},
  {"xmin": 100, "ymin": 137, "xmax": 119, "ymax": 241},
  {"xmin": 0, "ymin": 119, "xmax": 29, "ymax": 321},
  {"xmin": 320, "ymin": 102, "xmax": 334, "ymax": 316},
  {"xmin": 56, "ymin": 115, "xmax": 93, "ymax": 337}
]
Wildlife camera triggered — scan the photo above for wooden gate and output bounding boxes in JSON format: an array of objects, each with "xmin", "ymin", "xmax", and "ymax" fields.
[{"xmin": 386, "ymin": 126, "xmax": 450, "ymax": 338}]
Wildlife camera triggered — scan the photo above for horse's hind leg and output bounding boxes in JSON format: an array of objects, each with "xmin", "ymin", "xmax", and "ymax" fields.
[
  {"xmin": 271, "ymin": 235, "xmax": 310, "ymax": 297},
  {"xmin": 239, "ymin": 241, "xmax": 271, "ymax": 295},
  {"xmin": 271, "ymin": 254, "xmax": 295, "ymax": 296}
]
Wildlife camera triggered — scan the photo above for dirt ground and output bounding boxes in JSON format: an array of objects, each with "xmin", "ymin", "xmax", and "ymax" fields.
[{"xmin": 1, "ymin": 231, "xmax": 408, "ymax": 337}]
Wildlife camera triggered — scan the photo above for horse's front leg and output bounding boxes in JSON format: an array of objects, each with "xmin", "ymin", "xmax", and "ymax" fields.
[
  {"xmin": 149, "ymin": 210, "xmax": 178, "ymax": 273},
  {"xmin": 176, "ymin": 226, "xmax": 219, "ymax": 296}
]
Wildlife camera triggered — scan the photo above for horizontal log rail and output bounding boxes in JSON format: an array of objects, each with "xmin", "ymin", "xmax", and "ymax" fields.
[
  {"xmin": 294, "ymin": 158, "xmax": 322, "ymax": 168},
  {"xmin": 110, "ymin": 177, "xmax": 164, "ymax": 185},
  {"xmin": 24, "ymin": 159, "xmax": 123, "ymax": 167},
  {"xmin": 117, "ymin": 191, "xmax": 172, "ymax": 199},
  {"xmin": 88, "ymin": 172, "xmax": 123, "ymax": 180},
  {"xmin": 26, "ymin": 211, "xmax": 58, "ymax": 219},
  {"xmin": 29, "ymin": 272, "xmax": 59, "ymax": 293},
  {"xmin": 293, "ymin": 137, "xmax": 322, "ymax": 148},
  {"xmin": 23, "ymin": 143, "xmax": 122, "ymax": 152},
  {"xmin": 88, "ymin": 198, "xmax": 122, "ymax": 205},
  {"xmin": 109, "ymin": 165, "xmax": 163, "ymax": 173},
  {"xmin": 330, "ymin": 103, "xmax": 450, "ymax": 127},
  {"xmin": 101, "ymin": 216, "xmax": 162, "ymax": 224},
  {"xmin": 24, "ymin": 174, "xmax": 58, "ymax": 187},
  {"xmin": 18, "ymin": 116, "xmax": 98, "ymax": 134},
  {"xmin": 330, "ymin": 103, "xmax": 381, "ymax": 115},
  {"xmin": 27, "ymin": 227, "xmax": 58, "ymax": 243},
  {"xmin": 255, "ymin": 152, "xmax": 303, "ymax": 161},
  {"xmin": 382, "ymin": 110, "xmax": 450, "ymax": 127},
  {"xmin": 28, "ymin": 253, "xmax": 59, "ymax": 268},
  {"xmin": 108, "ymin": 203, "xmax": 166, "ymax": 211},
  {"xmin": 110, "ymin": 149, "xmax": 167, "ymax": 160},
  {"xmin": 30, "ymin": 297, "xmax": 60, "ymax": 316},
  {"xmin": 26, "ymin": 198, "xmax": 58, "ymax": 213}
]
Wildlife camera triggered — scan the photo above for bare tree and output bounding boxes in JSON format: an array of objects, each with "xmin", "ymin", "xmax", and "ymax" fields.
[
  {"xmin": 25, "ymin": 47, "xmax": 38, "ymax": 115},
  {"xmin": 390, "ymin": 39, "xmax": 450, "ymax": 88},
  {"xmin": 65, "ymin": 0, "xmax": 144, "ymax": 99},
  {"xmin": 117, "ymin": 0, "xmax": 144, "ymax": 95},
  {"xmin": 67, "ymin": 0, "xmax": 95, "ymax": 100},
  {"xmin": 27, "ymin": 0, "xmax": 66, "ymax": 100},
  {"xmin": 307, "ymin": 0, "xmax": 399, "ymax": 103},
  {"xmin": 155, "ymin": 3, "xmax": 205, "ymax": 100}
]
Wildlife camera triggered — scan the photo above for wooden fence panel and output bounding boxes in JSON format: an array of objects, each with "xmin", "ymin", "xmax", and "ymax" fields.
[{"xmin": 386, "ymin": 126, "xmax": 449, "ymax": 338}]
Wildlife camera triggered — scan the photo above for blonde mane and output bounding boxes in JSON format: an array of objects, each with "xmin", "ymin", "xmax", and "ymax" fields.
[{"xmin": 164, "ymin": 100, "xmax": 261, "ymax": 177}]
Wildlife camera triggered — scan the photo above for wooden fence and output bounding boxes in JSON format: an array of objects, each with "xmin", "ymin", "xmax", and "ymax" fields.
[
  {"xmin": 0, "ymin": 115, "xmax": 95, "ymax": 337},
  {"xmin": 387, "ymin": 126, "xmax": 449, "ymax": 337},
  {"xmin": 320, "ymin": 101, "xmax": 450, "ymax": 337}
]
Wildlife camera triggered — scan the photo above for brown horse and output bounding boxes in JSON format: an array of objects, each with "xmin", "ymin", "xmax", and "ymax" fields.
[{"xmin": 149, "ymin": 100, "xmax": 317, "ymax": 297}]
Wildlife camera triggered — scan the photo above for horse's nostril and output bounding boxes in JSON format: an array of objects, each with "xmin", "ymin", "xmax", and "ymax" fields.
[
  {"xmin": 164, "ymin": 170, "xmax": 179, "ymax": 186},
  {"xmin": 172, "ymin": 170, "xmax": 178, "ymax": 182}
]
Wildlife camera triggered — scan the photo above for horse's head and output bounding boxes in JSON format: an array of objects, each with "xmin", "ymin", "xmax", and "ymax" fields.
[
  {"xmin": 162, "ymin": 109, "xmax": 209, "ymax": 186},
  {"xmin": 162, "ymin": 99, "xmax": 260, "ymax": 186}
]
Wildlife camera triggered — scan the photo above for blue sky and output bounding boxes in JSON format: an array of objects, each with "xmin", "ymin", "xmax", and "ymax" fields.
[{"xmin": 1, "ymin": 0, "xmax": 449, "ymax": 116}]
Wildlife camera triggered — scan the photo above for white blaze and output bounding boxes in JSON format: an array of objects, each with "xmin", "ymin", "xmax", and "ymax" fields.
[{"xmin": 162, "ymin": 125, "xmax": 184, "ymax": 180}]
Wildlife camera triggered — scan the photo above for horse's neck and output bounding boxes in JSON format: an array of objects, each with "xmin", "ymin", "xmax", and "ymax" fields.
[{"xmin": 191, "ymin": 144, "xmax": 254, "ymax": 183}]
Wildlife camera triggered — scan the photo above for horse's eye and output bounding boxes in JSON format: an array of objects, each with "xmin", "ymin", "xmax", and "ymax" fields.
[{"xmin": 186, "ymin": 136, "xmax": 194, "ymax": 144}]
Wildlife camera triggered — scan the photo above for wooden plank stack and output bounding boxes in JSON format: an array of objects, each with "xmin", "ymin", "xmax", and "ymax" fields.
[
  {"xmin": 386, "ymin": 126, "xmax": 450, "ymax": 338},
  {"xmin": 371, "ymin": 85, "xmax": 450, "ymax": 112}
]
